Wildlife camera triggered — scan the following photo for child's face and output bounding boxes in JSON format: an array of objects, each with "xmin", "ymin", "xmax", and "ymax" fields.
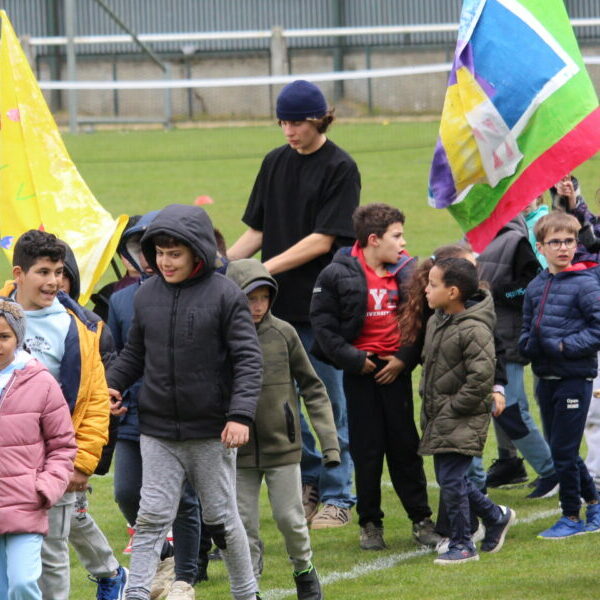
[
  {"xmin": 0, "ymin": 316, "xmax": 18, "ymax": 370},
  {"xmin": 280, "ymin": 120, "xmax": 322, "ymax": 155},
  {"xmin": 425, "ymin": 265, "xmax": 454, "ymax": 310},
  {"xmin": 13, "ymin": 257, "xmax": 64, "ymax": 311},
  {"xmin": 247, "ymin": 286, "xmax": 270, "ymax": 324},
  {"xmin": 536, "ymin": 228, "xmax": 577, "ymax": 273},
  {"xmin": 155, "ymin": 244, "xmax": 199, "ymax": 284},
  {"xmin": 372, "ymin": 222, "xmax": 406, "ymax": 264}
]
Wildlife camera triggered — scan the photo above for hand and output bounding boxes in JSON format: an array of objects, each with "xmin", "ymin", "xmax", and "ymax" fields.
[
  {"xmin": 221, "ymin": 421, "xmax": 249, "ymax": 448},
  {"xmin": 110, "ymin": 398, "xmax": 127, "ymax": 416},
  {"xmin": 492, "ymin": 391, "xmax": 506, "ymax": 417},
  {"xmin": 556, "ymin": 177, "xmax": 577, "ymax": 210},
  {"xmin": 67, "ymin": 468, "xmax": 90, "ymax": 493},
  {"xmin": 108, "ymin": 387, "xmax": 122, "ymax": 402},
  {"xmin": 361, "ymin": 356, "xmax": 376, "ymax": 375},
  {"xmin": 374, "ymin": 355, "xmax": 405, "ymax": 385},
  {"xmin": 108, "ymin": 388, "xmax": 127, "ymax": 416}
]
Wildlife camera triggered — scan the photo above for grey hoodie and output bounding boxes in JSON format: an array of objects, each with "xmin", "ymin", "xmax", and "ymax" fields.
[
  {"xmin": 227, "ymin": 259, "xmax": 340, "ymax": 469},
  {"xmin": 107, "ymin": 204, "xmax": 263, "ymax": 440}
]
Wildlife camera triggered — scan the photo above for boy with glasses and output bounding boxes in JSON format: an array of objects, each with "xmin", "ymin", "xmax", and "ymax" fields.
[{"xmin": 519, "ymin": 211, "xmax": 600, "ymax": 539}]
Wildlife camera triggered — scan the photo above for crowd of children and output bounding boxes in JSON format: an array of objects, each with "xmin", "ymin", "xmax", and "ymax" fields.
[{"xmin": 1, "ymin": 80, "xmax": 600, "ymax": 600}]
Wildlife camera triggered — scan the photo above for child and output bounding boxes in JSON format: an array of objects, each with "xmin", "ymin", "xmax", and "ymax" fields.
[
  {"xmin": 477, "ymin": 216, "xmax": 556, "ymax": 498},
  {"xmin": 310, "ymin": 203, "xmax": 439, "ymax": 550},
  {"xmin": 226, "ymin": 258, "xmax": 340, "ymax": 600},
  {"xmin": 420, "ymin": 257, "xmax": 515, "ymax": 564},
  {"xmin": 0, "ymin": 297, "xmax": 76, "ymax": 600},
  {"xmin": 0, "ymin": 230, "xmax": 119, "ymax": 599},
  {"xmin": 519, "ymin": 211, "xmax": 600, "ymax": 538},
  {"xmin": 107, "ymin": 211, "xmax": 204, "ymax": 599},
  {"xmin": 107, "ymin": 204, "xmax": 262, "ymax": 600},
  {"xmin": 399, "ymin": 243, "xmax": 509, "ymax": 553}
]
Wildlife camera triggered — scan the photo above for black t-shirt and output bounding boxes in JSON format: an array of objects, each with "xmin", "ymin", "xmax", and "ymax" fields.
[{"xmin": 243, "ymin": 139, "xmax": 361, "ymax": 322}]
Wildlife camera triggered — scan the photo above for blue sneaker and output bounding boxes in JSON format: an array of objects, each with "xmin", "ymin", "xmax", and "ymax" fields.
[
  {"xmin": 94, "ymin": 566, "xmax": 128, "ymax": 600},
  {"xmin": 481, "ymin": 505, "xmax": 516, "ymax": 553},
  {"xmin": 585, "ymin": 503, "xmax": 600, "ymax": 533},
  {"xmin": 538, "ymin": 516, "xmax": 585, "ymax": 539},
  {"xmin": 433, "ymin": 545, "xmax": 479, "ymax": 565}
]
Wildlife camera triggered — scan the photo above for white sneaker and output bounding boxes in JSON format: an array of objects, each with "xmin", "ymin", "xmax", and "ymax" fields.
[
  {"xmin": 150, "ymin": 556, "xmax": 175, "ymax": 600},
  {"xmin": 435, "ymin": 523, "xmax": 485, "ymax": 554},
  {"xmin": 166, "ymin": 581, "xmax": 195, "ymax": 600}
]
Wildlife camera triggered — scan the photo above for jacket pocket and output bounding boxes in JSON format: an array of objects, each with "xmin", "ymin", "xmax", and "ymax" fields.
[{"xmin": 284, "ymin": 402, "xmax": 295, "ymax": 443}]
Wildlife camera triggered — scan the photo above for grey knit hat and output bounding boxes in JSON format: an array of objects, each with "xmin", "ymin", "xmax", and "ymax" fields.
[{"xmin": 0, "ymin": 297, "xmax": 26, "ymax": 349}]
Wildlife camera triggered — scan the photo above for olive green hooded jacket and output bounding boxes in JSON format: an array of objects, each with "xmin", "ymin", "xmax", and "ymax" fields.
[
  {"xmin": 226, "ymin": 259, "xmax": 341, "ymax": 469},
  {"xmin": 419, "ymin": 290, "xmax": 495, "ymax": 457}
]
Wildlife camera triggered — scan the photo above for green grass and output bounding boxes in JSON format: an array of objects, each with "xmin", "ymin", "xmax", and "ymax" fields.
[{"xmin": 16, "ymin": 122, "xmax": 600, "ymax": 598}]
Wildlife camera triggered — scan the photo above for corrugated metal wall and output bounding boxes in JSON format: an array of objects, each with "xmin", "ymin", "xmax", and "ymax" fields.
[{"xmin": 2, "ymin": 0, "xmax": 599, "ymax": 55}]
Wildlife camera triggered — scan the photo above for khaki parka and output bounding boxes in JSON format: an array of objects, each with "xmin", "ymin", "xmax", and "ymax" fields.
[{"xmin": 419, "ymin": 290, "xmax": 496, "ymax": 457}]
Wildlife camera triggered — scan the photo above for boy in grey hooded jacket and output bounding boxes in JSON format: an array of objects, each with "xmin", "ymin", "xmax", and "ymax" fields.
[{"xmin": 227, "ymin": 258, "xmax": 339, "ymax": 600}]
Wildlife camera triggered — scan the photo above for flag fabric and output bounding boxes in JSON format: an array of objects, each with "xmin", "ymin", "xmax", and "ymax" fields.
[
  {"xmin": 428, "ymin": 0, "xmax": 600, "ymax": 251},
  {"xmin": 0, "ymin": 11, "xmax": 128, "ymax": 304}
]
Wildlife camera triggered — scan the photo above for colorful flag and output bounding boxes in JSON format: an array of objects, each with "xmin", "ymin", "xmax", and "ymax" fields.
[
  {"xmin": 0, "ymin": 11, "xmax": 128, "ymax": 303},
  {"xmin": 428, "ymin": 0, "xmax": 600, "ymax": 251}
]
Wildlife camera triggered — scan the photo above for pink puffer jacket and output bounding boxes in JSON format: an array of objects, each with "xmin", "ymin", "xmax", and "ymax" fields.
[{"xmin": 0, "ymin": 357, "xmax": 76, "ymax": 535}]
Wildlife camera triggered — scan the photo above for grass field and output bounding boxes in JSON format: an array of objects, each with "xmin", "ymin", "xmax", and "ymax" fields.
[{"xmin": 23, "ymin": 122, "xmax": 600, "ymax": 598}]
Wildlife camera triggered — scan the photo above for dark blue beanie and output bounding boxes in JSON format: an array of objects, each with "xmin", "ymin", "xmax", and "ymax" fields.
[{"xmin": 276, "ymin": 80, "xmax": 327, "ymax": 121}]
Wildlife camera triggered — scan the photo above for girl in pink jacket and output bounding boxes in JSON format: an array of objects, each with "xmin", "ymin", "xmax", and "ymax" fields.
[{"xmin": 0, "ymin": 298, "xmax": 76, "ymax": 600}]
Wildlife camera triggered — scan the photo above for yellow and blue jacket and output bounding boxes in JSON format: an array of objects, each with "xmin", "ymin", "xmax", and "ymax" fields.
[{"xmin": 1, "ymin": 281, "xmax": 109, "ymax": 475}]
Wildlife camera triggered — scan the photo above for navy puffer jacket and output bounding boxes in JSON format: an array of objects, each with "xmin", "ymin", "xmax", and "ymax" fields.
[{"xmin": 519, "ymin": 265, "xmax": 600, "ymax": 379}]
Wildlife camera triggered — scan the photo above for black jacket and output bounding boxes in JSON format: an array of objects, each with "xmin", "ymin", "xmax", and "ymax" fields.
[
  {"xmin": 309, "ymin": 247, "xmax": 419, "ymax": 374},
  {"xmin": 477, "ymin": 215, "xmax": 540, "ymax": 364},
  {"xmin": 107, "ymin": 204, "xmax": 262, "ymax": 440}
]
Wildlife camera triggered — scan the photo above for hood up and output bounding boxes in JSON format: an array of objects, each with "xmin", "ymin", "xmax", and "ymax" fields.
[
  {"xmin": 140, "ymin": 204, "xmax": 217, "ymax": 282},
  {"xmin": 226, "ymin": 258, "xmax": 278, "ymax": 309}
]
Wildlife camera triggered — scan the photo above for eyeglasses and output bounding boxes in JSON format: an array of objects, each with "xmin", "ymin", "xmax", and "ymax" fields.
[{"xmin": 543, "ymin": 238, "xmax": 577, "ymax": 250}]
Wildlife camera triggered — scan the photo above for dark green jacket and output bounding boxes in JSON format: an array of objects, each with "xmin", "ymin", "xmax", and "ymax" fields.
[
  {"xmin": 226, "ymin": 259, "xmax": 341, "ymax": 469},
  {"xmin": 419, "ymin": 290, "xmax": 495, "ymax": 457}
]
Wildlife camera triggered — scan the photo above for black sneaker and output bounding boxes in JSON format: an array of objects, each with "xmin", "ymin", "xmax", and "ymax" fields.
[
  {"xmin": 294, "ymin": 565, "xmax": 323, "ymax": 600},
  {"xmin": 526, "ymin": 474, "xmax": 559, "ymax": 499},
  {"xmin": 486, "ymin": 457, "xmax": 528, "ymax": 488},
  {"xmin": 481, "ymin": 506, "xmax": 516, "ymax": 553}
]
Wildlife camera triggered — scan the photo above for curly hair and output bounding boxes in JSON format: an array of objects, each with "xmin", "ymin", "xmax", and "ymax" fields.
[
  {"xmin": 13, "ymin": 229, "xmax": 66, "ymax": 272},
  {"xmin": 398, "ymin": 242, "xmax": 472, "ymax": 344}
]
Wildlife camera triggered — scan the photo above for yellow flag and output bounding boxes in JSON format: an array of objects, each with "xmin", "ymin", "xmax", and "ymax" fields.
[{"xmin": 0, "ymin": 11, "xmax": 127, "ymax": 304}]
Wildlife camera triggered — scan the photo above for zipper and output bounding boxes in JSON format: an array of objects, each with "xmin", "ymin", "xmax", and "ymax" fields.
[
  {"xmin": 252, "ymin": 421, "xmax": 260, "ymax": 468},
  {"xmin": 169, "ymin": 287, "xmax": 181, "ymax": 439},
  {"xmin": 535, "ymin": 277, "xmax": 553, "ymax": 332}
]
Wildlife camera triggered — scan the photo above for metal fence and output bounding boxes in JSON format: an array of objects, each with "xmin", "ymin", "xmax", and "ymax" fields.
[{"xmin": 3, "ymin": 0, "xmax": 600, "ymax": 56}]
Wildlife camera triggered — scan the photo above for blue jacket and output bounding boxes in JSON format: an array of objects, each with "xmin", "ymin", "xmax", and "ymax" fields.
[{"xmin": 519, "ymin": 264, "xmax": 600, "ymax": 379}]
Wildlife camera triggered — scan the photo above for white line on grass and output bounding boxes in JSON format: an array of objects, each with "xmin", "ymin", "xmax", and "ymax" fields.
[{"xmin": 262, "ymin": 508, "xmax": 561, "ymax": 600}]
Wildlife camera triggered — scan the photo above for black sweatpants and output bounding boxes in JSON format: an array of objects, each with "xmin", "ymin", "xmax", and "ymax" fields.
[{"xmin": 344, "ymin": 362, "xmax": 431, "ymax": 527}]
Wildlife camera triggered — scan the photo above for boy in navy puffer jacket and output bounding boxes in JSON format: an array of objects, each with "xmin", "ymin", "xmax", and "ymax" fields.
[{"xmin": 519, "ymin": 211, "xmax": 600, "ymax": 539}]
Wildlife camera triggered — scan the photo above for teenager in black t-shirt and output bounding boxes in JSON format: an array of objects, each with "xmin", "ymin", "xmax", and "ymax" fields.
[{"xmin": 229, "ymin": 80, "xmax": 360, "ymax": 537}]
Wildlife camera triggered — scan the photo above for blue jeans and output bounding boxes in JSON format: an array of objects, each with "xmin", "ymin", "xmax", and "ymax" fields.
[
  {"xmin": 434, "ymin": 454, "xmax": 501, "ymax": 550},
  {"xmin": 493, "ymin": 362, "xmax": 555, "ymax": 478},
  {"xmin": 467, "ymin": 457, "xmax": 486, "ymax": 490},
  {"xmin": 0, "ymin": 533, "xmax": 43, "ymax": 600},
  {"xmin": 294, "ymin": 323, "xmax": 355, "ymax": 508}
]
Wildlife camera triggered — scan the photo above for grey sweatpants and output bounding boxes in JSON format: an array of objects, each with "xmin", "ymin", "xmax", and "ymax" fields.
[
  {"xmin": 126, "ymin": 435, "xmax": 256, "ymax": 600},
  {"xmin": 236, "ymin": 464, "xmax": 312, "ymax": 580},
  {"xmin": 39, "ymin": 492, "xmax": 76, "ymax": 600},
  {"xmin": 70, "ymin": 490, "xmax": 120, "ymax": 578}
]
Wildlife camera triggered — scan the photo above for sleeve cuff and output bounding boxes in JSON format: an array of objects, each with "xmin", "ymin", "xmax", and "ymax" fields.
[{"xmin": 227, "ymin": 415, "xmax": 253, "ymax": 426}]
